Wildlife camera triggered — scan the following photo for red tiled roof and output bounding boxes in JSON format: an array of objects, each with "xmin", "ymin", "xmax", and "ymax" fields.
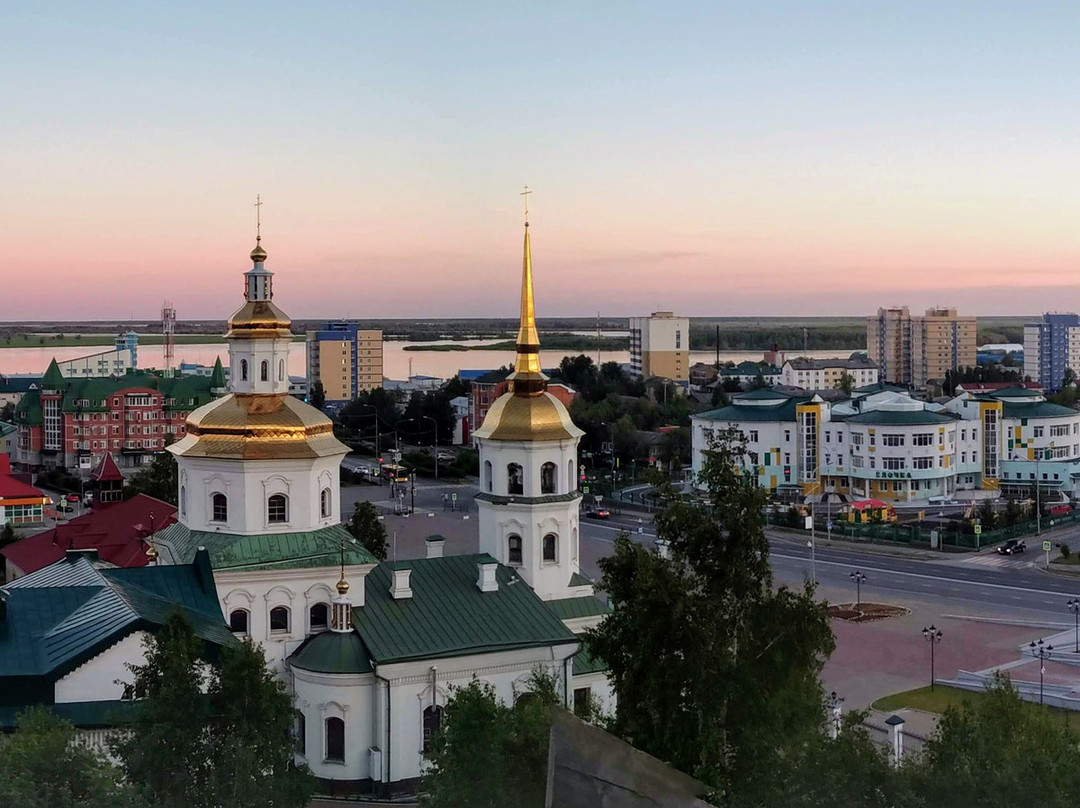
[
  {"xmin": 0, "ymin": 457, "xmax": 48, "ymax": 501},
  {"xmin": 1, "ymin": 494, "xmax": 177, "ymax": 575},
  {"xmin": 90, "ymin": 452, "xmax": 125, "ymax": 483}
]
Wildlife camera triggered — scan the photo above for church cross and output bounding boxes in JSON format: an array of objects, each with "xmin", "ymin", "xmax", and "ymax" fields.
[
  {"xmin": 520, "ymin": 184, "xmax": 532, "ymax": 224},
  {"xmin": 254, "ymin": 194, "xmax": 263, "ymax": 242}
]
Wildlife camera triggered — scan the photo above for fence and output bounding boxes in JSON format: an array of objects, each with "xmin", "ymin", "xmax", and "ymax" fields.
[{"xmin": 860, "ymin": 719, "xmax": 926, "ymax": 761}]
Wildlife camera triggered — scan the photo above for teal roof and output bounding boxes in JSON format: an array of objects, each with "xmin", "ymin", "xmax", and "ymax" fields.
[
  {"xmin": 546, "ymin": 595, "xmax": 611, "ymax": 622},
  {"xmin": 0, "ymin": 421, "xmax": 15, "ymax": 438},
  {"xmin": 289, "ymin": 630, "xmax": 373, "ymax": 674},
  {"xmin": 353, "ymin": 554, "xmax": 577, "ymax": 664},
  {"xmin": 14, "ymin": 390, "xmax": 42, "ymax": 426},
  {"xmin": 987, "ymin": 386, "xmax": 1042, "ymax": 398},
  {"xmin": 853, "ymin": 382, "xmax": 908, "ymax": 394},
  {"xmin": 41, "ymin": 359, "xmax": 63, "ymax": 390},
  {"xmin": 155, "ymin": 522, "xmax": 377, "ymax": 572},
  {"xmin": 209, "ymin": 357, "xmax": 226, "ymax": 390},
  {"xmin": 14, "ymin": 371, "xmax": 216, "ymax": 424},
  {"xmin": 0, "ymin": 551, "xmax": 232, "ymax": 701},
  {"xmin": 572, "ymin": 636, "xmax": 608, "ymax": 676},
  {"xmin": 1001, "ymin": 401, "xmax": 1078, "ymax": 419},
  {"xmin": 842, "ymin": 409, "xmax": 955, "ymax": 426},
  {"xmin": 695, "ymin": 394, "xmax": 812, "ymax": 424},
  {"xmin": 735, "ymin": 387, "xmax": 793, "ymax": 401},
  {"xmin": 721, "ymin": 362, "xmax": 779, "ymax": 377},
  {"xmin": 569, "ymin": 572, "xmax": 593, "ymax": 588},
  {"xmin": 0, "ymin": 699, "xmax": 143, "ymax": 731}
]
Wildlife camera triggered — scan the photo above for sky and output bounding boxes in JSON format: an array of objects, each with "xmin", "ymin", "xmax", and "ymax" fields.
[{"xmin": 1, "ymin": 2, "xmax": 1079, "ymax": 320}]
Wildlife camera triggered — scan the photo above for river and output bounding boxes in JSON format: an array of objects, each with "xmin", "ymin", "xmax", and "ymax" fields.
[{"xmin": 0, "ymin": 340, "xmax": 858, "ymax": 382}]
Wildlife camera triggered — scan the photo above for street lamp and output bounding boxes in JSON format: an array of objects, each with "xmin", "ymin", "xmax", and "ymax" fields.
[
  {"xmin": 349, "ymin": 403, "xmax": 381, "ymax": 456},
  {"xmin": 849, "ymin": 570, "xmax": 867, "ymax": 606},
  {"xmin": 401, "ymin": 416, "xmax": 440, "ymax": 479},
  {"xmin": 1028, "ymin": 639, "xmax": 1054, "ymax": 705},
  {"xmin": 599, "ymin": 421, "xmax": 617, "ymax": 496},
  {"xmin": 921, "ymin": 625, "xmax": 942, "ymax": 691},
  {"xmin": 1068, "ymin": 599, "xmax": 1080, "ymax": 654}
]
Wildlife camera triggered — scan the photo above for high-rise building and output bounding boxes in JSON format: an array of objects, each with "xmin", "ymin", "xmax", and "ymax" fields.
[
  {"xmin": 305, "ymin": 322, "xmax": 383, "ymax": 406},
  {"xmin": 1023, "ymin": 313, "xmax": 1080, "ymax": 391},
  {"xmin": 867, "ymin": 307, "xmax": 976, "ymax": 388},
  {"xmin": 628, "ymin": 311, "xmax": 690, "ymax": 382}
]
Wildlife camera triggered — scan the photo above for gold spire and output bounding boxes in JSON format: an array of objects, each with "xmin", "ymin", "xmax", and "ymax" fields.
[
  {"xmin": 509, "ymin": 185, "xmax": 546, "ymax": 396},
  {"xmin": 250, "ymin": 195, "xmax": 267, "ymax": 263},
  {"xmin": 336, "ymin": 539, "xmax": 350, "ymax": 595}
]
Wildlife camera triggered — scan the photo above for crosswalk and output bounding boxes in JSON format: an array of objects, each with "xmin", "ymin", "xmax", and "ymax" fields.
[{"xmin": 963, "ymin": 553, "xmax": 1033, "ymax": 569}]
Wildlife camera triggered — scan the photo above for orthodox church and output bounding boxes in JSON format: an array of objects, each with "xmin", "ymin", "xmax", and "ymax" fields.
[{"xmin": 0, "ymin": 205, "xmax": 611, "ymax": 795}]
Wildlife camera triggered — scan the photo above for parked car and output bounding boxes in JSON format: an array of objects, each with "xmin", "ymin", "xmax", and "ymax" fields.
[
  {"xmin": 585, "ymin": 507, "xmax": 611, "ymax": 519},
  {"xmin": 436, "ymin": 452, "xmax": 455, "ymax": 462},
  {"xmin": 65, "ymin": 493, "xmax": 80, "ymax": 503},
  {"xmin": 997, "ymin": 539, "xmax": 1026, "ymax": 555}
]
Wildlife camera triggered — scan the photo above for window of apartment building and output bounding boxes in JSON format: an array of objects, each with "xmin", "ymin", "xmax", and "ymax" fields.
[
  {"xmin": 869, "ymin": 434, "xmax": 876, "ymax": 446},
  {"xmin": 748, "ymin": 430, "xmax": 758, "ymax": 442},
  {"xmin": 1051, "ymin": 424, "xmax": 1070, "ymax": 437},
  {"xmin": 675, "ymin": 330, "xmax": 682, "ymax": 349},
  {"xmin": 824, "ymin": 431, "xmax": 830, "ymax": 443},
  {"xmin": 1034, "ymin": 426, "xmax": 1044, "ymax": 438},
  {"xmin": 882, "ymin": 434, "xmax": 904, "ymax": 447},
  {"xmin": 869, "ymin": 458, "xmax": 876, "ymax": 469},
  {"xmin": 824, "ymin": 453, "xmax": 831, "ymax": 465},
  {"xmin": 883, "ymin": 457, "xmax": 905, "ymax": 470},
  {"xmin": 961, "ymin": 452, "xmax": 967, "ymax": 463},
  {"xmin": 784, "ymin": 453, "xmax": 790, "ymax": 465},
  {"xmin": 852, "ymin": 456, "xmax": 864, "ymax": 468},
  {"xmin": 851, "ymin": 433, "xmax": 863, "ymax": 446},
  {"xmin": 784, "ymin": 429, "xmax": 791, "ymax": 442},
  {"xmin": 913, "ymin": 433, "xmax": 933, "ymax": 446},
  {"xmin": 913, "ymin": 456, "xmax": 933, "ymax": 469}
]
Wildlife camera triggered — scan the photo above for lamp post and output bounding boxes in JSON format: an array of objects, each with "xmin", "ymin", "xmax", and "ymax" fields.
[
  {"xmin": 921, "ymin": 625, "xmax": 942, "ymax": 691},
  {"xmin": 1068, "ymin": 599, "xmax": 1080, "ymax": 654},
  {"xmin": 1028, "ymin": 639, "xmax": 1054, "ymax": 704},
  {"xmin": 850, "ymin": 570, "xmax": 866, "ymax": 606},
  {"xmin": 401, "ymin": 416, "xmax": 440, "ymax": 479}
]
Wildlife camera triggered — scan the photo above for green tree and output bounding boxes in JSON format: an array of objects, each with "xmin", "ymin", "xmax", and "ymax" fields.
[
  {"xmin": 587, "ymin": 427, "xmax": 835, "ymax": 800},
  {"xmin": 443, "ymin": 374, "xmax": 468, "ymax": 399},
  {"xmin": 421, "ymin": 671, "xmax": 559, "ymax": 808},
  {"xmin": 1063, "ymin": 366, "xmax": 1077, "ymax": 389},
  {"xmin": 0, "ymin": 401, "xmax": 14, "ymax": 422},
  {"xmin": 346, "ymin": 500, "xmax": 388, "ymax": 560},
  {"xmin": 123, "ymin": 448, "xmax": 177, "ymax": 505},
  {"xmin": 835, "ymin": 372, "xmax": 855, "ymax": 395},
  {"xmin": 0, "ymin": 707, "xmax": 143, "ymax": 808},
  {"xmin": 309, "ymin": 381, "xmax": 325, "ymax": 410},
  {"xmin": 0, "ymin": 522, "xmax": 16, "ymax": 549}
]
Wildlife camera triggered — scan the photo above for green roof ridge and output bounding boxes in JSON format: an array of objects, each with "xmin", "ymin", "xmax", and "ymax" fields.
[{"xmin": 41, "ymin": 358, "xmax": 64, "ymax": 390}]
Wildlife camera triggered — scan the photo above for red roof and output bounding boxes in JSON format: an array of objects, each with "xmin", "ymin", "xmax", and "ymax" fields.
[
  {"xmin": 0, "ymin": 456, "xmax": 48, "ymax": 501},
  {"xmin": 1, "ymin": 494, "xmax": 177, "ymax": 575},
  {"xmin": 90, "ymin": 452, "xmax": 125, "ymax": 483}
]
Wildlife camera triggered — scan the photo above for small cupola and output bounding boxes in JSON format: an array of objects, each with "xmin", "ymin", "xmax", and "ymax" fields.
[
  {"xmin": 332, "ymin": 552, "xmax": 353, "ymax": 632},
  {"xmin": 476, "ymin": 560, "xmax": 499, "ymax": 593},
  {"xmin": 390, "ymin": 567, "xmax": 413, "ymax": 600}
]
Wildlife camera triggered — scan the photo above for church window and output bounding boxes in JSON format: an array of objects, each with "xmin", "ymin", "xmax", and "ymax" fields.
[
  {"xmin": 541, "ymin": 462, "xmax": 557, "ymax": 494},
  {"xmin": 325, "ymin": 717, "xmax": 345, "ymax": 763},
  {"xmin": 573, "ymin": 687, "xmax": 592, "ymax": 717},
  {"xmin": 483, "ymin": 460, "xmax": 493, "ymax": 492},
  {"xmin": 310, "ymin": 603, "xmax": 329, "ymax": 633},
  {"xmin": 422, "ymin": 705, "xmax": 444, "ymax": 757},
  {"xmin": 295, "ymin": 711, "xmax": 306, "ymax": 756},
  {"xmin": 240, "ymin": 360, "xmax": 248, "ymax": 381},
  {"xmin": 212, "ymin": 493, "xmax": 227, "ymax": 522},
  {"xmin": 270, "ymin": 606, "xmax": 290, "ymax": 634},
  {"xmin": 279, "ymin": 359, "xmax": 285, "ymax": 381},
  {"xmin": 507, "ymin": 463, "xmax": 523, "ymax": 496},
  {"xmin": 543, "ymin": 533, "xmax": 557, "ymax": 562},
  {"xmin": 508, "ymin": 534, "xmax": 523, "ymax": 565},
  {"xmin": 229, "ymin": 609, "xmax": 249, "ymax": 635},
  {"xmin": 568, "ymin": 459, "xmax": 575, "ymax": 488},
  {"xmin": 179, "ymin": 485, "xmax": 186, "ymax": 518},
  {"xmin": 268, "ymin": 494, "xmax": 288, "ymax": 523},
  {"xmin": 260, "ymin": 361, "xmax": 269, "ymax": 382},
  {"xmin": 320, "ymin": 488, "xmax": 332, "ymax": 518}
]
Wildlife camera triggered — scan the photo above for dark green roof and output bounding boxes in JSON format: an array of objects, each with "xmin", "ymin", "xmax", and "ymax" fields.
[
  {"xmin": 735, "ymin": 387, "xmax": 793, "ymax": 400},
  {"xmin": 547, "ymin": 596, "xmax": 611, "ymax": 621},
  {"xmin": 721, "ymin": 362, "xmax": 779, "ymax": 377},
  {"xmin": 289, "ymin": 630, "xmax": 373, "ymax": 674},
  {"xmin": 210, "ymin": 356, "xmax": 226, "ymax": 389},
  {"xmin": 569, "ymin": 572, "xmax": 593, "ymax": 588},
  {"xmin": 0, "ymin": 699, "xmax": 143, "ymax": 731},
  {"xmin": 41, "ymin": 359, "xmax": 64, "ymax": 390},
  {"xmin": 353, "ymin": 554, "xmax": 577, "ymax": 664},
  {"xmin": 14, "ymin": 390, "xmax": 42, "ymax": 426},
  {"xmin": 853, "ymin": 382, "xmax": 908, "ymax": 394},
  {"xmin": 14, "ymin": 371, "xmax": 217, "ymax": 423},
  {"xmin": 987, "ymin": 386, "xmax": 1042, "ymax": 398},
  {"xmin": 695, "ymin": 395, "xmax": 811, "ymax": 423},
  {"xmin": 0, "ymin": 551, "xmax": 231, "ymax": 700},
  {"xmin": 155, "ymin": 522, "xmax": 377, "ymax": 571},
  {"xmin": 573, "ymin": 636, "xmax": 608, "ymax": 676},
  {"xmin": 1001, "ymin": 401, "xmax": 1078, "ymax": 419},
  {"xmin": 475, "ymin": 491, "xmax": 582, "ymax": 506},
  {"xmin": 842, "ymin": 408, "xmax": 955, "ymax": 426}
]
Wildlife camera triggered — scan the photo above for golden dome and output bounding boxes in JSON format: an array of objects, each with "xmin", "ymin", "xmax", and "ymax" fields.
[
  {"xmin": 169, "ymin": 393, "xmax": 350, "ymax": 460},
  {"xmin": 472, "ymin": 391, "xmax": 584, "ymax": 442},
  {"xmin": 226, "ymin": 300, "xmax": 292, "ymax": 339},
  {"xmin": 336, "ymin": 575, "xmax": 350, "ymax": 595},
  {"xmin": 250, "ymin": 240, "xmax": 268, "ymax": 263}
]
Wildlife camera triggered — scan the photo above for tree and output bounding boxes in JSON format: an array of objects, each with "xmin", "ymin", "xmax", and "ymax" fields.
[
  {"xmin": 0, "ymin": 707, "xmax": 144, "ymax": 808},
  {"xmin": 0, "ymin": 401, "xmax": 14, "ymax": 422},
  {"xmin": 443, "ymin": 375, "xmax": 468, "ymax": 399},
  {"xmin": 1063, "ymin": 366, "xmax": 1077, "ymax": 390},
  {"xmin": 309, "ymin": 381, "xmax": 325, "ymax": 410},
  {"xmin": 835, "ymin": 372, "xmax": 855, "ymax": 395},
  {"xmin": 123, "ymin": 448, "xmax": 177, "ymax": 505},
  {"xmin": 0, "ymin": 522, "xmax": 16, "ymax": 549},
  {"xmin": 421, "ymin": 671, "xmax": 559, "ymax": 808},
  {"xmin": 346, "ymin": 500, "xmax": 388, "ymax": 560},
  {"xmin": 587, "ymin": 427, "xmax": 835, "ymax": 800}
]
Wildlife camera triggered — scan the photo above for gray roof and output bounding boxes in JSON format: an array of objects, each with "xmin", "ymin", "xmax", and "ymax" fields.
[{"xmin": 786, "ymin": 357, "xmax": 878, "ymax": 370}]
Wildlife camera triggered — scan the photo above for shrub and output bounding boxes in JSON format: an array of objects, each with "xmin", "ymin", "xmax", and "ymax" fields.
[{"xmin": 1060, "ymin": 543, "xmax": 1071, "ymax": 558}]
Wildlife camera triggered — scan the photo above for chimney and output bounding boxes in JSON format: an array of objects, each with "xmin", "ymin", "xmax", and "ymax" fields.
[
  {"xmin": 476, "ymin": 561, "xmax": 498, "ymax": 593},
  {"xmin": 425, "ymin": 536, "xmax": 445, "ymax": 559},
  {"xmin": 390, "ymin": 568, "xmax": 413, "ymax": 600}
]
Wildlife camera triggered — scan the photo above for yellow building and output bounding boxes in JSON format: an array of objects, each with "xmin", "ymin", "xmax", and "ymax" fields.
[
  {"xmin": 868, "ymin": 306, "xmax": 976, "ymax": 388},
  {"xmin": 628, "ymin": 311, "xmax": 689, "ymax": 382},
  {"xmin": 305, "ymin": 323, "xmax": 383, "ymax": 405}
]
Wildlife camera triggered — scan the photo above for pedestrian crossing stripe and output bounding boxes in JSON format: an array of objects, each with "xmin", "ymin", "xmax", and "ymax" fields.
[{"xmin": 964, "ymin": 554, "xmax": 1030, "ymax": 568}]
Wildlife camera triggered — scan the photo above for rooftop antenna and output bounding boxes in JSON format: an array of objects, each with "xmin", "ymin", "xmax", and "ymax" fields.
[
  {"xmin": 161, "ymin": 302, "xmax": 176, "ymax": 374},
  {"xmin": 597, "ymin": 311, "xmax": 602, "ymax": 367}
]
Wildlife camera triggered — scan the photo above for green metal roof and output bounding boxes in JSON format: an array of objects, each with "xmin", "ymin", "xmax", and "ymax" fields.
[
  {"xmin": 0, "ymin": 421, "xmax": 15, "ymax": 438},
  {"xmin": 14, "ymin": 390, "xmax": 42, "ymax": 426},
  {"xmin": 842, "ymin": 409, "xmax": 956, "ymax": 426},
  {"xmin": 41, "ymin": 359, "xmax": 64, "ymax": 390},
  {"xmin": 695, "ymin": 396, "xmax": 811, "ymax": 423},
  {"xmin": 546, "ymin": 596, "xmax": 611, "ymax": 622},
  {"xmin": 353, "ymin": 554, "xmax": 577, "ymax": 665},
  {"xmin": 569, "ymin": 572, "xmax": 593, "ymax": 588},
  {"xmin": 155, "ymin": 522, "xmax": 377, "ymax": 571},
  {"xmin": 0, "ymin": 551, "xmax": 232, "ymax": 701},
  {"xmin": 289, "ymin": 630, "xmax": 373, "ymax": 674},
  {"xmin": 734, "ymin": 387, "xmax": 793, "ymax": 400},
  {"xmin": 987, "ymin": 386, "xmax": 1042, "ymax": 398},
  {"xmin": 0, "ymin": 699, "xmax": 144, "ymax": 731},
  {"xmin": 853, "ymin": 382, "xmax": 908, "ymax": 394},
  {"xmin": 1001, "ymin": 401, "xmax": 1078, "ymax": 419},
  {"xmin": 572, "ymin": 636, "xmax": 608, "ymax": 676},
  {"xmin": 209, "ymin": 357, "xmax": 227, "ymax": 390}
]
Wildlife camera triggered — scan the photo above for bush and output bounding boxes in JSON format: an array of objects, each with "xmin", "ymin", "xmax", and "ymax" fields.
[{"xmin": 1060, "ymin": 543, "xmax": 1071, "ymax": 558}]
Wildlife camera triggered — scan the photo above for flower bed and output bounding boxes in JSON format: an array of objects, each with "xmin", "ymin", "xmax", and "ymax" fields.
[{"xmin": 826, "ymin": 602, "xmax": 909, "ymax": 623}]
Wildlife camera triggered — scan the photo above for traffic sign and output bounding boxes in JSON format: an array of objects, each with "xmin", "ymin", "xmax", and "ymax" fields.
[
  {"xmin": 974, "ymin": 524, "xmax": 982, "ymax": 535},
  {"xmin": 1043, "ymin": 540, "xmax": 1052, "ymax": 552},
  {"xmin": 595, "ymin": 495, "xmax": 603, "ymax": 504},
  {"xmin": 583, "ymin": 486, "xmax": 590, "ymax": 494},
  {"xmin": 451, "ymin": 493, "xmax": 457, "ymax": 501}
]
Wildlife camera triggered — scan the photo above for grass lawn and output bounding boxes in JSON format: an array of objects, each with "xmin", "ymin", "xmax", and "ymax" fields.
[{"xmin": 873, "ymin": 685, "xmax": 1080, "ymax": 731}]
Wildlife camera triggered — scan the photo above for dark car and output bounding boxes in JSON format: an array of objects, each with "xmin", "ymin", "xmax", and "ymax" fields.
[
  {"xmin": 585, "ymin": 507, "xmax": 611, "ymax": 519},
  {"xmin": 997, "ymin": 539, "xmax": 1026, "ymax": 555}
]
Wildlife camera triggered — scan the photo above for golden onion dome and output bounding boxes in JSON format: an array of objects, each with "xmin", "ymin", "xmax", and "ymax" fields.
[
  {"xmin": 226, "ymin": 299, "xmax": 293, "ymax": 338},
  {"xmin": 169, "ymin": 393, "xmax": 350, "ymax": 460},
  {"xmin": 472, "ymin": 391, "xmax": 584, "ymax": 442},
  {"xmin": 336, "ymin": 575, "xmax": 351, "ymax": 595},
  {"xmin": 250, "ymin": 241, "xmax": 268, "ymax": 263}
]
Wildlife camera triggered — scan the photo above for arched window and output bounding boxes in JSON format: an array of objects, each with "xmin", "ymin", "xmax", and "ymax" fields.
[
  {"xmin": 295, "ymin": 711, "xmax": 306, "ymax": 756},
  {"xmin": 268, "ymin": 494, "xmax": 288, "ymax": 523},
  {"xmin": 270, "ymin": 606, "xmax": 290, "ymax": 634},
  {"xmin": 310, "ymin": 603, "xmax": 329, "ymax": 633},
  {"xmin": 568, "ymin": 459, "xmax": 575, "ymax": 489},
  {"xmin": 483, "ymin": 460, "xmax": 493, "ymax": 493},
  {"xmin": 229, "ymin": 608, "xmax": 249, "ymax": 635},
  {"xmin": 260, "ymin": 360, "xmax": 269, "ymax": 382},
  {"xmin": 320, "ymin": 487, "xmax": 332, "ymax": 518},
  {"xmin": 279, "ymin": 359, "xmax": 285, "ymax": 381},
  {"xmin": 423, "ymin": 705, "xmax": 444, "ymax": 756},
  {"xmin": 212, "ymin": 492, "xmax": 227, "ymax": 522},
  {"xmin": 240, "ymin": 359, "xmax": 248, "ymax": 381},
  {"xmin": 179, "ymin": 485, "xmax": 186, "ymax": 518},
  {"xmin": 326, "ymin": 717, "xmax": 345, "ymax": 762},
  {"xmin": 541, "ymin": 462, "xmax": 557, "ymax": 494},
  {"xmin": 508, "ymin": 534, "xmax": 523, "ymax": 565},
  {"xmin": 507, "ymin": 463, "xmax": 523, "ymax": 496},
  {"xmin": 543, "ymin": 533, "xmax": 558, "ymax": 563}
]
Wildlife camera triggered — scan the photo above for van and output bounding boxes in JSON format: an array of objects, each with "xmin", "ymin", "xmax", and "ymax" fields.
[{"xmin": 928, "ymin": 495, "xmax": 953, "ymax": 505}]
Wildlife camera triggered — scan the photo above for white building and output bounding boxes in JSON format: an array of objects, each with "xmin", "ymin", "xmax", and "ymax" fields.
[{"xmin": 779, "ymin": 357, "xmax": 879, "ymax": 391}]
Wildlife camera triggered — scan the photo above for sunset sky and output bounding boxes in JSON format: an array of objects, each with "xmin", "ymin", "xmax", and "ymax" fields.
[{"xmin": 2, "ymin": 2, "xmax": 1079, "ymax": 320}]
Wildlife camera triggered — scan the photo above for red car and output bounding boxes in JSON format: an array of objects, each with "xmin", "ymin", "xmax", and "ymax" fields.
[
  {"xmin": 586, "ymin": 507, "xmax": 611, "ymax": 519},
  {"xmin": 65, "ymin": 494, "xmax": 80, "ymax": 503}
]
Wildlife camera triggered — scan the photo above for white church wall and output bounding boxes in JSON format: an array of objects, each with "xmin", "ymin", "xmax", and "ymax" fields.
[
  {"xmin": 477, "ymin": 498, "xmax": 581, "ymax": 601},
  {"xmin": 227, "ymin": 335, "xmax": 292, "ymax": 396},
  {"xmin": 55, "ymin": 630, "xmax": 152, "ymax": 704},
  {"xmin": 292, "ymin": 669, "xmax": 377, "ymax": 783}
]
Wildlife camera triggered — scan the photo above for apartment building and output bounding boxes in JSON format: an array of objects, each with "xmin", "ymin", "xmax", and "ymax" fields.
[
  {"xmin": 628, "ymin": 312, "xmax": 690, "ymax": 382},
  {"xmin": 1023, "ymin": 313, "xmax": 1080, "ymax": 391},
  {"xmin": 305, "ymin": 322, "xmax": 384, "ymax": 406},
  {"xmin": 780, "ymin": 357, "xmax": 879, "ymax": 390},
  {"xmin": 867, "ymin": 307, "xmax": 976, "ymax": 388}
]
